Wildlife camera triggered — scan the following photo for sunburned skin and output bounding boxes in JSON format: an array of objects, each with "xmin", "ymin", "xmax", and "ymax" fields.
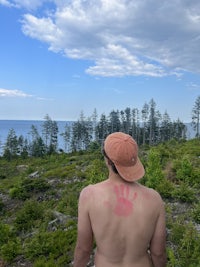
[
  {"xmin": 104, "ymin": 183, "xmax": 138, "ymax": 217},
  {"xmin": 114, "ymin": 184, "xmax": 137, "ymax": 216}
]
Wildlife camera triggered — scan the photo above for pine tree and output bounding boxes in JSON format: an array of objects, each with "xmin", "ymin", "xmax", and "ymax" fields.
[
  {"xmin": 29, "ymin": 125, "xmax": 45, "ymax": 157},
  {"xmin": 109, "ymin": 110, "xmax": 121, "ymax": 133},
  {"xmin": 3, "ymin": 129, "xmax": 18, "ymax": 160},
  {"xmin": 172, "ymin": 119, "xmax": 187, "ymax": 140},
  {"xmin": 192, "ymin": 95, "xmax": 200, "ymax": 138},
  {"xmin": 70, "ymin": 111, "xmax": 92, "ymax": 151},
  {"xmin": 91, "ymin": 108, "xmax": 98, "ymax": 141},
  {"xmin": 42, "ymin": 114, "xmax": 58, "ymax": 154},
  {"xmin": 124, "ymin": 107, "xmax": 132, "ymax": 135},
  {"xmin": 96, "ymin": 114, "xmax": 109, "ymax": 144},
  {"xmin": 60, "ymin": 123, "xmax": 71, "ymax": 152},
  {"xmin": 148, "ymin": 99, "xmax": 161, "ymax": 145},
  {"xmin": 160, "ymin": 111, "xmax": 172, "ymax": 142},
  {"xmin": 141, "ymin": 103, "xmax": 149, "ymax": 145}
]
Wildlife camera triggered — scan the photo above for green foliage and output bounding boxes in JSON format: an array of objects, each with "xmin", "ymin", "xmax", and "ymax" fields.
[
  {"xmin": 175, "ymin": 156, "xmax": 193, "ymax": 183},
  {"xmin": 57, "ymin": 186, "xmax": 79, "ymax": 217},
  {"xmin": 155, "ymin": 178, "xmax": 175, "ymax": 198},
  {"xmin": 21, "ymin": 177, "xmax": 50, "ymax": 193},
  {"xmin": 25, "ymin": 228, "xmax": 76, "ymax": 265},
  {"xmin": 33, "ymin": 257, "xmax": 56, "ymax": 267},
  {"xmin": 191, "ymin": 202, "xmax": 200, "ymax": 223},
  {"xmin": 0, "ymin": 239, "xmax": 21, "ymax": 263},
  {"xmin": 9, "ymin": 178, "xmax": 50, "ymax": 200},
  {"xmin": 9, "ymin": 186, "xmax": 29, "ymax": 200},
  {"xmin": 14, "ymin": 200, "xmax": 44, "ymax": 232},
  {"xmin": 167, "ymin": 247, "xmax": 176, "ymax": 267},
  {"xmin": 172, "ymin": 183, "xmax": 196, "ymax": 203},
  {"xmin": 0, "ymin": 223, "xmax": 13, "ymax": 246},
  {"xmin": 0, "ymin": 223, "xmax": 21, "ymax": 263},
  {"xmin": 178, "ymin": 223, "xmax": 200, "ymax": 266},
  {"xmin": 0, "ymin": 140, "xmax": 200, "ymax": 267},
  {"xmin": 167, "ymin": 216, "xmax": 200, "ymax": 267},
  {"xmin": 0, "ymin": 198, "xmax": 4, "ymax": 213},
  {"xmin": 145, "ymin": 149, "xmax": 164, "ymax": 185},
  {"xmin": 168, "ymin": 218, "xmax": 186, "ymax": 245},
  {"xmin": 84, "ymin": 158, "xmax": 107, "ymax": 185}
]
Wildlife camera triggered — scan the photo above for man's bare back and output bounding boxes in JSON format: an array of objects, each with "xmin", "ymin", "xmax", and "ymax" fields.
[
  {"xmin": 73, "ymin": 132, "xmax": 166, "ymax": 267},
  {"xmin": 76, "ymin": 177, "xmax": 166, "ymax": 267}
]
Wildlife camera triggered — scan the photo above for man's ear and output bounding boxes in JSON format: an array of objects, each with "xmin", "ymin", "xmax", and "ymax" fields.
[{"xmin": 105, "ymin": 157, "xmax": 112, "ymax": 166}]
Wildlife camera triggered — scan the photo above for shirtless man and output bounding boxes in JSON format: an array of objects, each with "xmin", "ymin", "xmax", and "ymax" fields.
[{"xmin": 73, "ymin": 132, "xmax": 167, "ymax": 267}]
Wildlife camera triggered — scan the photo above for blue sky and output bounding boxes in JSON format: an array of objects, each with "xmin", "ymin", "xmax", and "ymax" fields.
[{"xmin": 0, "ymin": 0, "xmax": 200, "ymax": 122}]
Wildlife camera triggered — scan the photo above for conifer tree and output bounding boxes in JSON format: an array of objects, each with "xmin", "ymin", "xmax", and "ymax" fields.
[
  {"xmin": 71, "ymin": 111, "xmax": 92, "ymax": 151},
  {"xmin": 109, "ymin": 110, "xmax": 121, "ymax": 133},
  {"xmin": 172, "ymin": 119, "xmax": 187, "ymax": 140},
  {"xmin": 141, "ymin": 103, "xmax": 149, "ymax": 145},
  {"xmin": 96, "ymin": 114, "xmax": 109, "ymax": 144},
  {"xmin": 3, "ymin": 129, "xmax": 18, "ymax": 160},
  {"xmin": 42, "ymin": 114, "xmax": 58, "ymax": 154},
  {"xmin": 148, "ymin": 99, "xmax": 161, "ymax": 145},
  {"xmin": 61, "ymin": 123, "xmax": 71, "ymax": 152},
  {"xmin": 29, "ymin": 125, "xmax": 45, "ymax": 157},
  {"xmin": 91, "ymin": 108, "xmax": 98, "ymax": 141},
  {"xmin": 192, "ymin": 95, "xmax": 200, "ymax": 138},
  {"xmin": 160, "ymin": 111, "xmax": 172, "ymax": 142},
  {"xmin": 124, "ymin": 107, "xmax": 132, "ymax": 135}
]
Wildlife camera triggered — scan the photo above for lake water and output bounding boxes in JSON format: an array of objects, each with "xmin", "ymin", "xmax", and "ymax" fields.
[{"xmin": 0, "ymin": 120, "xmax": 70, "ymax": 153}]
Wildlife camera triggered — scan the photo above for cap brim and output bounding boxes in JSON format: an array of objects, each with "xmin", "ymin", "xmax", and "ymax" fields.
[{"xmin": 115, "ymin": 157, "xmax": 145, "ymax": 182}]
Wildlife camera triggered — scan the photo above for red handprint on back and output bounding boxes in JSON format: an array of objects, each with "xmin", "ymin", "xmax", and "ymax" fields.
[{"xmin": 113, "ymin": 184, "xmax": 137, "ymax": 217}]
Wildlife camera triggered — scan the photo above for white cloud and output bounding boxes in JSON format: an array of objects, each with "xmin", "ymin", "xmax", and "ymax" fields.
[
  {"xmin": 186, "ymin": 82, "xmax": 200, "ymax": 91},
  {"xmin": 0, "ymin": 0, "xmax": 48, "ymax": 10},
  {"xmin": 3, "ymin": 0, "xmax": 200, "ymax": 77},
  {"xmin": 0, "ymin": 88, "xmax": 32, "ymax": 97},
  {"xmin": 0, "ymin": 0, "xmax": 14, "ymax": 7}
]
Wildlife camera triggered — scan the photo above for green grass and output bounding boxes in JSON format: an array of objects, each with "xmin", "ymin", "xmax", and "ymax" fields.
[{"xmin": 0, "ymin": 139, "xmax": 200, "ymax": 266}]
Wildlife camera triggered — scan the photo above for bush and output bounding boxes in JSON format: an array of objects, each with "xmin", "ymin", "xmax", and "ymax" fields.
[
  {"xmin": 172, "ymin": 183, "xmax": 196, "ymax": 203},
  {"xmin": 33, "ymin": 257, "xmax": 55, "ymax": 267},
  {"xmin": 0, "ymin": 223, "xmax": 13, "ymax": 246},
  {"xmin": 84, "ymin": 159, "xmax": 107, "ymax": 185},
  {"xmin": 0, "ymin": 223, "xmax": 21, "ymax": 263},
  {"xmin": 25, "ymin": 228, "xmax": 76, "ymax": 265},
  {"xmin": 14, "ymin": 200, "xmax": 44, "ymax": 232},
  {"xmin": 9, "ymin": 186, "xmax": 29, "ymax": 200},
  {"xmin": 21, "ymin": 178, "xmax": 50, "ymax": 193},
  {"xmin": 9, "ymin": 178, "xmax": 50, "ymax": 200},
  {"xmin": 178, "ymin": 223, "xmax": 200, "ymax": 266},
  {"xmin": 0, "ymin": 239, "xmax": 21, "ymax": 263},
  {"xmin": 191, "ymin": 202, "xmax": 200, "ymax": 223},
  {"xmin": 156, "ymin": 179, "xmax": 175, "ymax": 199},
  {"xmin": 0, "ymin": 198, "xmax": 4, "ymax": 213}
]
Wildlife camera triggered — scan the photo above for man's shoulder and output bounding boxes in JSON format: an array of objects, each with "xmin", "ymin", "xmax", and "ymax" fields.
[
  {"xmin": 80, "ymin": 181, "xmax": 109, "ymax": 197},
  {"xmin": 138, "ymin": 183, "xmax": 163, "ymax": 201},
  {"xmin": 80, "ymin": 182, "xmax": 103, "ymax": 195}
]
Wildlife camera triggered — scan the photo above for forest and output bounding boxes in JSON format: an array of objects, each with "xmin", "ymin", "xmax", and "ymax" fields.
[
  {"xmin": 0, "ymin": 97, "xmax": 200, "ymax": 267},
  {"xmin": 2, "ymin": 97, "xmax": 200, "ymax": 159}
]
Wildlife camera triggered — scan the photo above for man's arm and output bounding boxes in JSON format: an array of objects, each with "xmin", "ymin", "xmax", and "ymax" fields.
[
  {"xmin": 73, "ymin": 186, "xmax": 93, "ymax": 267},
  {"xmin": 150, "ymin": 197, "xmax": 167, "ymax": 267}
]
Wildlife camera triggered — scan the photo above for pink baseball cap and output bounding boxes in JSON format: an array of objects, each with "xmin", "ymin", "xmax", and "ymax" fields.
[{"xmin": 104, "ymin": 132, "xmax": 145, "ymax": 181}]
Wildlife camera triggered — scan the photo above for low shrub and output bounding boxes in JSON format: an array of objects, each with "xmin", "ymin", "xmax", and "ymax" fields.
[
  {"xmin": 9, "ymin": 186, "xmax": 29, "ymax": 200},
  {"xmin": 172, "ymin": 183, "xmax": 196, "ymax": 203},
  {"xmin": 191, "ymin": 202, "xmax": 200, "ymax": 223},
  {"xmin": 0, "ymin": 223, "xmax": 21, "ymax": 263},
  {"xmin": 14, "ymin": 200, "xmax": 44, "ymax": 232},
  {"xmin": 9, "ymin": 178, "xmax": 50, "ymax": 200},
  {"xmin": 25, "ymin": 227, "xmax": 76, "ymax": 265},
  {"xmin": 21, "ymin": 178, "xmax": 50, "ymax": 193},
  {"xmin": 0, "ymin": 239, "xmax": 21, "ymax": 263}
]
